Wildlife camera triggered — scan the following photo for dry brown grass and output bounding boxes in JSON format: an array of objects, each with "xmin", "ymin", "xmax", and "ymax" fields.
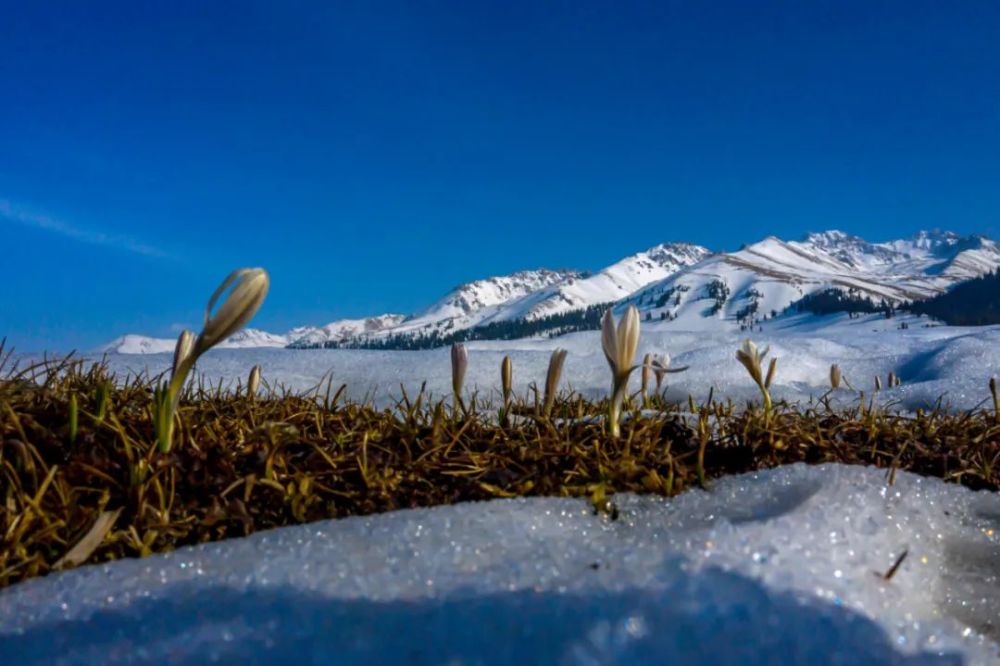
[{"xmin": 1, "ymin": 350, "xmax": 998, "ymax": 590}]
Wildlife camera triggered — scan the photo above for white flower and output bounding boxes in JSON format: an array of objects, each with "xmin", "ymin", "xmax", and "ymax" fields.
[
  {"xmin": 601, "ymin": 306, "xmax": 641, "ymax": 438},
  {"xmin": 736, "ymin": 339, "xmax": 776, "ymax": 415},
  {"xmin": 602, "ymin": 305, "xmax": 640, "ymax": 383}
]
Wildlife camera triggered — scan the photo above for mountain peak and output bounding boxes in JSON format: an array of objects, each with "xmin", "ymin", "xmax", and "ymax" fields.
[
  {"xmin": 413, "ymin": 268, "xmax": 583, "ymax": 321},
  {"xmin": 104, "ymin": 229, "xmax": 1000, "ymax": 352},
  {"xmin": 802, "ymin": 230, "xmax": 857, "ymax": 246},
  {"xmin": 910, "ymin": 229, "xmax": 960, "ymax": 249}
]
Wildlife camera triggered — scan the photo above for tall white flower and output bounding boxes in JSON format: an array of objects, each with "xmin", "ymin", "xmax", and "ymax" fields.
[
  {"xmin": 736, "ymin": 339, "xmax": 776, "ymax": 415},
  {"xmin": 155, "ymin": 268, "xmax": 270, "ymax": 452},
  {"xmin": 601, "ymin": 305, "xmax": 640, "ymax": 438}
]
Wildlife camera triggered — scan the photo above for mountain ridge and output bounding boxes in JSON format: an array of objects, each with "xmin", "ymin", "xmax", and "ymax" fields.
[
  {"xmin": 101, "ymin": 230, "xmax": 1000, "ymax": 353},
  {"xmin": 624, "ymin": 229, "xmax": 1000, "ymax": 329}
]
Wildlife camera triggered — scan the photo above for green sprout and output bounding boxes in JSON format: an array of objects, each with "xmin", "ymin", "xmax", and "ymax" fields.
[
  {"xmin": 94, "ymin": 379, "xmax": 110, "ymax": 425},
  {"xmin": 68, "ymin": 393, "xmax": 78, "ymax": 444}
]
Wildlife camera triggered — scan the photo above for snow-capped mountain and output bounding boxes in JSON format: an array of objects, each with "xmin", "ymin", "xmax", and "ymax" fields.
[
  {"xmin": 99, "ymin": 328, "xmax": 290, "ymax": 354},
  {"xmin": 351, "ymin": 269, "xmax": 585, "ymax": 344},
  {"xmin": 412, "ymin": 269, "xmax": 582, "ymax": 322},
  {"xmin": 103, "ymin": 230, "xmax": 1000, "ymax": 352},
  {"xmin": 218, "ymin": 328, "xmax": 290, "ymax": 348},
  {"xmin": 285, "ymin": 315, "xmax": 406, "ymax": 347},
  {"xmin": 494, "ymin": 243, "xmax": 711, "ymax": 322},
  {"xmin": 99, "ymin": 334, "xmax": 178, "ymax": 355},
  {"xmin": 100, "ymin": 318, "xmax": 404, "ymax": 354},
  {"xmin": 318, "ymin": 248, "xmax": 714, "ymax": 345},
  {"xmin": 627, "ymin": 230, "xmax": 1000, "ymax": 328}
]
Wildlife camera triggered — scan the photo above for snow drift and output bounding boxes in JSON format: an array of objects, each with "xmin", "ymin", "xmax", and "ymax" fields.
[{"xmin": 1, "ymin": 464, "xmax": 997, "ymax": 664}]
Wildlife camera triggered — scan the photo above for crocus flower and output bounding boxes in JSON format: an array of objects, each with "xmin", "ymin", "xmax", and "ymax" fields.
[
  {"xmin": 543, "ymin": 348, "xmax": 568, "ymax": 417},
  {"xmin": 737, "ymin": 339, "xmax": 776, "ymax": 415},
  {"xmin": 451, "ymin": 343, "xmax": 468, "ymax": 415},
  {"xmin": 601, "ymin": 305, "xmax": 640, "ymax": 438}
]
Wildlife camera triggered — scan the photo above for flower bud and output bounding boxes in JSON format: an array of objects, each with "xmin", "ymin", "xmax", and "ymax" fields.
[
  {"xmin": 451, "ymin": 343, "xmax": 468, "ymax": 407},
  {"xmin": 501, "ymin": 355, "xmax": 513, "ymax": 401},
  {"xmin": 764, "ymin": 357, "xmax": 778, "ymax": 390},
  {"xmin": 172, "ymin": 330, "xmax": 195, "ymax": 379},
  {"xmin": 248, "ymin": 364, "xmax": 261, "ymax": 398},
  {"xmin": 543, "ymin": 349, "xmax": 568, "ymax": 417},
  {"xmin": 602, "ymin": 306, "xmax": 640, "ymax": 382},
  {"xmin": 196, "ymin": 268, "xmax": 269, "ymax": 354},
  {"xmin": 641, "ymin": 353, "xmax": 652, "ymax": 398},
  {"xmin": 601, "ymin": 306, "xmax": 641, "ymax": 438}
]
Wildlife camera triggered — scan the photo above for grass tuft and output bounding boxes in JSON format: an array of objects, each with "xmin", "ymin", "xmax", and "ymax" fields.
[{"xmin": 1, "ymin": 351, "xmax": 998, "ymax": 590}]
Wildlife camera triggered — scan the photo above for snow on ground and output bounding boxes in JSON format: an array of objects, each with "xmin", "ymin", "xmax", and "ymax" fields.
[
  {"xmin": 80, "ymin": 314, "xmax": 1000, "ymax": 413},
  {"xmin": 1, "ymin": 464, "xmax": 997, "ymax": 664}
]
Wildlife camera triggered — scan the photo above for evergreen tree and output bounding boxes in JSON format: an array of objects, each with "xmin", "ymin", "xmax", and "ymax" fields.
[{"xmin": 908, "ymin": 269, "xmax": 1000, "ymax": 325}]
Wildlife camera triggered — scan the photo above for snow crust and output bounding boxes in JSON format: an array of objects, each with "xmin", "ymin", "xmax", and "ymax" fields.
[
  {"xmin": 1, "ymin": 464, "xmax": 997, "ymax": 664},
  {"xmin": 89, "ymin": 314, "xmax": 1000, "ymax": 413}
]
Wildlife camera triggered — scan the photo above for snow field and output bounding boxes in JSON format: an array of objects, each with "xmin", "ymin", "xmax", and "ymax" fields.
[
  {"xmin": 89, "ymin": 314, "xmax": 1000, "ymax": 414},
  {"xmin": 0, "ymin": 464, "xmax": 997, "ymax": 664}
]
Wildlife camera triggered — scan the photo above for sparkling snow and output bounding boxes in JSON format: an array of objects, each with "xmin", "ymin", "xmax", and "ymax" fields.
[{"xmin": 1, "ymin": 464, "xmax": 997, "ymax": 664}]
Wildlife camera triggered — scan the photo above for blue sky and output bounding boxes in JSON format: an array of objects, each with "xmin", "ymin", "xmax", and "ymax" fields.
[{"xmin": 2, "ymin": 1, "xmax": 999, "ymax": 351}]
